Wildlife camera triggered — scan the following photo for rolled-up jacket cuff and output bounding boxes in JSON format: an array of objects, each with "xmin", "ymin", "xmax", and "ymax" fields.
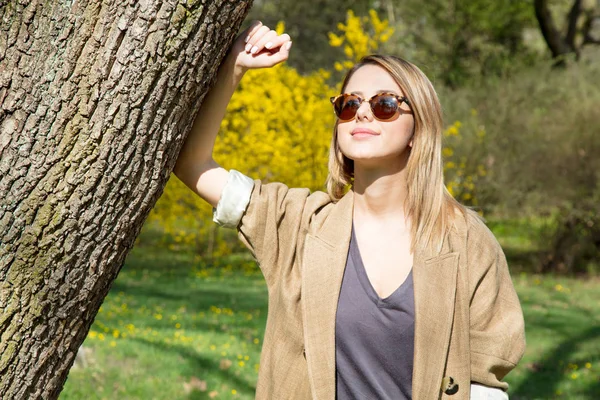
[{"xmin": 212, "ymin": 169, "xmax": 254, "ymax": 229}]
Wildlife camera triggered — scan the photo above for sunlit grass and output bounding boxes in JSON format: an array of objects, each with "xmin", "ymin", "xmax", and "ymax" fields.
[
  {"xmin": 62, "ymin": 238, "xmax": 267, "ymax": 399},
  {"xmin": 509, "ymin": 273, "xmax": 600, "ymax": 399}
]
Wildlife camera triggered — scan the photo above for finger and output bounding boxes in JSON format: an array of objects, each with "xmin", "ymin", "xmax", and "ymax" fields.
[
  {"xmin": 242, "ymin": 20, "xmax": 263, "ymax": 43},
  {"xmin": 267, "ymin": 39, "xmax": 293, "ymax": 64},
  {"xmin": 245, "ymin": 25, "xmax": 271, "ymax": 53},
  {"xmin": 262, "ymin": 33, "xmax": 291, "ymax": 51},
  {"xmin": 251, "ymin": 30, "xmax": 279, "ymax": 54}
]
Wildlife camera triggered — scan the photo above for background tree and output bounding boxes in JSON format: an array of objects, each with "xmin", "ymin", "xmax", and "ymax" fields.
[
  {"xmin": 534, "ymin": 0, "xmax": 600, "ymax": 64},
  {"xmin": 0, "ymin": 0, "xmax": 252, "ymax": 397}
]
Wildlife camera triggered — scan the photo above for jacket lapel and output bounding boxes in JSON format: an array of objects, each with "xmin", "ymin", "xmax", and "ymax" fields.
[
  {"xmin": 301, "ymin": 189, "xmax": 353, "ymax": 400},
  {"xmin": 411, "ymin": 249, "xmax": 459, "ymax": 399},
  {"xmin": 301, "ymin": 189, "xmax": 459, "ymax": 400}
]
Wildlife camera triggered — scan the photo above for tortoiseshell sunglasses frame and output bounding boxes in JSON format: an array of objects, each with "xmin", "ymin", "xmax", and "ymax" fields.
[{"xmin": 329, "ymin": 92, "xmax": 411, "ymax": 121}]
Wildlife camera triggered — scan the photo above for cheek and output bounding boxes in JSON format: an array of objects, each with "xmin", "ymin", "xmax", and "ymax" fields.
[{"xmin": 396, "ymin": 118, "xmax": 415, "ymax": 138}]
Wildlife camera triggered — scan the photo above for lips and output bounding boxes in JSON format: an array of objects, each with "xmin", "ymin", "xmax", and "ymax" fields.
[{"xmin": 351, "ymin": 128, "xmax": 379, "ymax": 136}]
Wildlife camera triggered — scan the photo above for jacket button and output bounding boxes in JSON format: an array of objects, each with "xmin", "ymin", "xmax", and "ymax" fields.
[{"xmin": 441, "ymin": 376, "xmax": 459, "ymax": 395}]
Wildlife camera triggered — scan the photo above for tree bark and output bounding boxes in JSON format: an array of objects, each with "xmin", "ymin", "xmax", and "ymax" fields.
[{"xmin": 0, "ymin": 0, "xmax": 252, "ymax": 398}]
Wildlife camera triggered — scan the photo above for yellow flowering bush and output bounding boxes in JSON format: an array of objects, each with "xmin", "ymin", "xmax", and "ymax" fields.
[
  {"xmin": 443, "ymin": 118, "xmax": 486, "ymax": 209},
  {"xmin": 214, "ymin": 21, "xmax": 335, "ymax": 190}
]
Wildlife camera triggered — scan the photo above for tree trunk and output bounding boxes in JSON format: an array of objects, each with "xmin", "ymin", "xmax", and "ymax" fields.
[
  {"xmin": 0, "ymin": 0, "xmax": 252, "ymax": 398},
  {"xmin": 534, "ymin": 0, "xmax": 573, "ymax": 60},
  {"xmin": 534, "ymin": 0, "xmax": 599, "ymax": 63}
]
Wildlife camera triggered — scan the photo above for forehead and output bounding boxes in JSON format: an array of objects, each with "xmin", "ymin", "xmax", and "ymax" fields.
[{"xmin": 344, "ymin": 64, "xmax": 403, "ymax": 96}]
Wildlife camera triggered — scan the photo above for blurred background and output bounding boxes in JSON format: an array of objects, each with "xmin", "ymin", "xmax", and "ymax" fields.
[{"xmin": 62, "ymin": 1, "xmax": 600, "ymax": 399}]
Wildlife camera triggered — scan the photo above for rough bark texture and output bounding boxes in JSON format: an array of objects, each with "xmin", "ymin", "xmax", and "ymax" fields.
[{"xmin": 0, "ymin": 0, "xmax": 252, "ymax": 398}]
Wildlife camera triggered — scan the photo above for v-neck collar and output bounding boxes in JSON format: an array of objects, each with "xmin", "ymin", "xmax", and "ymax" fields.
[{"xmin": 350, "ymin": 222, "xmax": 413, "ymax": 308}]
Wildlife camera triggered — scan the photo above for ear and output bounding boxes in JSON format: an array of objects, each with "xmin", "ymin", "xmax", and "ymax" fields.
[{"xmin": 409, "ymin": 139, "xmax": 413, "ymax": 148}]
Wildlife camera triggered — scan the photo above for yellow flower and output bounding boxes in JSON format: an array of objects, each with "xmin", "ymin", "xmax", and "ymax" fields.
[
  {"xmin": 445, "ymin": 126, "xmax": 459, "ymax": 136},
  {"xmin": 275, "ymin": 21, "xmax": 285, "ymax": 35},
  {"xmin": 343, "ymin": 45, "xmax": 354, "ymax": 59},
  {"xmin": 555, "ymin": 284, "xmax": 564, "ymax": 292},
  {"xmin": 328, "ymin": 32, "xmax": 344, "ymax": 47}
]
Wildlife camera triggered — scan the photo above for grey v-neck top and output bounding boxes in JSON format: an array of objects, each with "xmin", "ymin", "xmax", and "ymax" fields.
[{"xmin": 335, "ymin": 222, "xmax": 415, "ymax": 399}]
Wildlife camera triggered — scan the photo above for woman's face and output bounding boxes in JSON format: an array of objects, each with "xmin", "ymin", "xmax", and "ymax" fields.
[{"xmin": 336, "ymin": 64, "xmax": 415, "ymax": 169}]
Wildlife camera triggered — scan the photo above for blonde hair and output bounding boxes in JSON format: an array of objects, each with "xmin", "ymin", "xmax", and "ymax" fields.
[{"xmin": 325, "ymin": 54, "xmax": 478, "ymax": 253}]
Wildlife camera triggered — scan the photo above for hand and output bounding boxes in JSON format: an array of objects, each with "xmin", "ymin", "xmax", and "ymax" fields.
[{"xmin": 229, "ymin": 21, "xmax": 292, "ymax": 73}]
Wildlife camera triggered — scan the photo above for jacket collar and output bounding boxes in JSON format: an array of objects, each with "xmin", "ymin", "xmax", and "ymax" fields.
[{"xmin": 301, "ymin": 189, "xmax": 459, "ymax": 399}]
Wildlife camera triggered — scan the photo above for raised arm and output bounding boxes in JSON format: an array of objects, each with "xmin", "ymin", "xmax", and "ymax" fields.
[{"xmin": 173, "ymin": 21, "xmax": 292, "ymax": 208}]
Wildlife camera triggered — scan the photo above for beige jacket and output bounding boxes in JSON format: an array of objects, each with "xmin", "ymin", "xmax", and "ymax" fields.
[{"xmin": 212, "ymin": 170, "xmax": 526, "ymax": 400}]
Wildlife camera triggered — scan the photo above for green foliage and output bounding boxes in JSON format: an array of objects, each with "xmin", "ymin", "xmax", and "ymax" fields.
[
  {"xmin": 440, "ymin": 51, "xmax": 600, "ymax": 273},
  {"xmin": 388, "ymin": 0, "xmax": 538, "ymax": 87},
  {"xmin": 246, "ymin": 0, "xmax": 541, "ymax": 87}
]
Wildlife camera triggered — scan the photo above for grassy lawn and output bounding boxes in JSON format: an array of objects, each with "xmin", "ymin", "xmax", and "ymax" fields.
[{"xmin": 61, "ymin": 222, "xmax": 600, "ymax": 399}]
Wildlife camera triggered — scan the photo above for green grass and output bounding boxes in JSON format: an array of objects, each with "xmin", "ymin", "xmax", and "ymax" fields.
[
  {"xmin": 60, "ymin": 223, "xmax": 600, "ymax": 399},
  {"xmin": 61, "ymin": 237, "xmax": 268, "ymax": 399},
  {"xmin": 509, "ymin": 273, "xmax": 600, "ymax": 399}
]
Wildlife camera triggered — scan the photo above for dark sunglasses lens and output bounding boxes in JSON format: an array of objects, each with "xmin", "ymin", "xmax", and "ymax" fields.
[
  {"xmin": 335, "ymin": 96, "xmax": 360, "ymax": 120},
  {"xmin": 372, "ymin": 95, "xmax": 399, "ymax": 119}
]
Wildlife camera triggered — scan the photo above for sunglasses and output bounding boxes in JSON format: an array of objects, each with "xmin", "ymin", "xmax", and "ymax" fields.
[{"xmin": 330, "ymin": 92, "xmax": 411, "ymax": 121}]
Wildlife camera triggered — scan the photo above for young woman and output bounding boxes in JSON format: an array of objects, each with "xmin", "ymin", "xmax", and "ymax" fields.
[{"xmin": 174, "ymin": 20, "xmax": 526, "ymax": 400}]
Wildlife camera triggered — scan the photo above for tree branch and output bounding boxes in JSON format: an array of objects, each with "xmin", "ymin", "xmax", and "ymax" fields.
[{"xmin": 565, "ymin": 0, "xmax": 582, "ymax": 48}]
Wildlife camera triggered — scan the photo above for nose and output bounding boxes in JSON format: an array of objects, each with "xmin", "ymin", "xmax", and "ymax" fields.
[{"xmin": 355, "ymin": 100, "xmax": 373, "ymax": 121}]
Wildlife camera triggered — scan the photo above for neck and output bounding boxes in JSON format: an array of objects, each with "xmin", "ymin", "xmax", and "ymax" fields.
[{"xmin": 351, "ymin": 150, "xmax": 410, "ymax": 226}]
